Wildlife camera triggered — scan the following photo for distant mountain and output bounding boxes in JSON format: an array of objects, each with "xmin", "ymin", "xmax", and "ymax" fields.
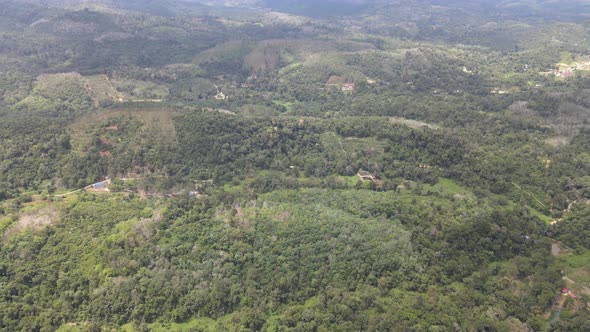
[
  {"xmin": 6, "ymin": 0, "xmax": 590, "ymax": 20},
  {"xmin": 162, "ymin": 0, "xmax": 590, "ymax": 20}
]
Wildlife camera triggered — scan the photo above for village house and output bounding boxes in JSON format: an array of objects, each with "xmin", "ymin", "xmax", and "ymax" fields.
[
  {"xmin": 214, "ymin": 91, "xmax": 227, "ymax": 100},
  {"xmin": 342, "ymin": 83, "xmax": 355, "ymax": 92},
  {"xmin": 86, "ymin": 179, "xmax": 111, "ymax": 192},
  {"xmin": 93, "ymin": 181, "xmax": 107, "ymax": 189},
  {"xmin": 557, "ymin": 69, "xmax": 575, "ymax": 78}
]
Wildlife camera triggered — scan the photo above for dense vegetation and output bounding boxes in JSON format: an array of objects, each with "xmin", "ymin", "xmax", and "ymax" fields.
[{"xmin": 0, "ymin": 0, "xmax": 589, "ymax": 331}]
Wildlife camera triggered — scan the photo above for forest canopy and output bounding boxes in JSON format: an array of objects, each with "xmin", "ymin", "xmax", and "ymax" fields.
[{"xmin": 0, "ymin": 0, "xmax": 590, "ymax": 331}]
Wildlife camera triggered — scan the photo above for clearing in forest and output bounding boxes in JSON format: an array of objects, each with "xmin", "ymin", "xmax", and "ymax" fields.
[
  {"xmin": 320, "ymin": 132, "xmax": 387, "ymax": 159},
  {"xmin": 564, "ymin": 251, "xmax": 590, "ymax": 288},
  {"xmin": 389, "ymin": 117, "xmax": 440, "ymax": 130},
  {"xmin": 83, "ymin": 75, "xmax": 125, "ymax": 104},
  {"xmin": 68, "ymin": 107, "xmax": 180, "ymax": 154},
  {"xmin": 4, "ymin": 205, "xmax": 59, "ymax": 238}
]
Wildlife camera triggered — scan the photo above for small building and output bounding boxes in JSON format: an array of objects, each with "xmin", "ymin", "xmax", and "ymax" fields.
[
  {"xmin": 214, "ymin": 91, "xmax": 227, "ymax": 100},
  {"xmin": 490, "ymin": 88, "xmax": 507, "ymax": 95},
  {"xmin": 93, "ymin": 181, "xmax": 107, "ymax": 189},
  {"xmin": 342, "ymin": 83, "xmax": 355, "ymax": 92},
  {"xmin": 85, "ymin": 178, "xmax": 111, "ymax": 192},
  {"xmin": 562, "ymin": 70, "xmax": 574, "ymax": 77},
  {"xmin": 557, "ymin": 69, "xmax": 575, "ymax": 78},
  {"xmin": 99, "ymin": 150, "xmax": 112, "ymax": 158}
]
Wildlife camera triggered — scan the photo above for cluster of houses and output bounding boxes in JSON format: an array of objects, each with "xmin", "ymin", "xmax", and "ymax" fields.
[{"xmin": 552, "ymin": 60, "xmax": 590, "ymax": 78}]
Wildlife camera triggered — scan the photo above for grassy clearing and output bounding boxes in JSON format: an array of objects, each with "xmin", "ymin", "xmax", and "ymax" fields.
[
  {"xmin": 84, "ymin": 75, "xmax": 124, "ymax": 104},
  {"xmin": 529, "ymin": 207, "xmax": 553, "ymax": 224},
  {"xmin": 148, "ymin": 318, "xmax": 217, "ymax": 331},
  {"xmin": 320, "ymin": 132, "xmax": 346, "ymax": 157},
  {"xmin": 223, "ymin": 182, "xmax": 246, "ymax": 194},
  {"xmin": 111, "ymin": 78, "xmax": 169, "ymax": 101},
  {"xmin": 59, "ymin": 318, "xmax": 217, "ymax": 332},
  {"xmin": 278, "ymin": 62, "xmax": 303, "ymax": 78},
  {"xmin": 273, "ymin": 99, "xmax": 295, "ymax": 112},
  {"xmin": 55, "ymin": 323, "xmax": 93, "ymax": 332},
  {"xmin": 342, "ymin": 136, "xmax": 387, "ymax": 154},
  {"xmin": 389, "ymin": 116, "xmax": 440, "ymax": 130},
  {"xmin": 565, "ymin": 250, "xmax": 590, "ymax": 269},
  {"xmin": 321, "ymin": 132, "xmax": 387, "ymax": 159},
  {"xmin": 55, "ymin": 325, "xmax": 81, "ymax": 332},
  {"xmin": 0, "ymin": 215, "xmax": 15, "ymax": 234},
  {"xmin": 568, "ymin": 268, "xmax": 590, "ymax": 288},
  {"xmin": 335, "ymin": 175, "xmax": 362, "ymax": 187},
  {"xmin": 562, "ymin": 250, "xmax": 590, "ymax": 290},
  {"xmin": 68, "ymin": 107, "xmax": 180, "ymax": 153}
]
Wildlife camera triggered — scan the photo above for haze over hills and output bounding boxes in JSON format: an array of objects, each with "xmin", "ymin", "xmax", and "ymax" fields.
[
  {"xmin": 14, "ymin": 0, "xmax": 590, "ymax": 23},
  {"xmin": 0, "ymin": 0, "xmax": 589, "ymax": 331}
]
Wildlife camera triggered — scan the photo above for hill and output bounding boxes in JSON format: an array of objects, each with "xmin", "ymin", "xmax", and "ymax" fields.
[{"xmin": 1, "ymin": 0, "xmax": 590, "ymax": 331}]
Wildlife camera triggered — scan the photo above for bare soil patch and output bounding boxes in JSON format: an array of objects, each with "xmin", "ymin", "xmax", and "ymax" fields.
[
  {"xmin": 389, "ymin": 117, "xmax": 440, "ymax": 130},
  {"xmin": 4, "ymin": 206, "xmax": 59, "ymax": 238}
]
